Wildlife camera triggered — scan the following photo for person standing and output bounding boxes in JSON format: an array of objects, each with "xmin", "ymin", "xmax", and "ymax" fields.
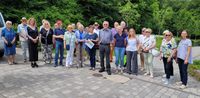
[
  {"xmin": 138, "ymin": 28, "xmax": 146, "ymax": 71},
  {"xmin": 27, "ymin": 18, "xmax": 39, "ymax": 68},
  {"xmin": 93, "ymin": 22, "xmax": 100, "ymax": 62},
  {"xmin": 85, "ymin": 25, "xmax": 98, "ymax": 70},
  {"xmin": 40, "ymin": 20, "xmax": 54, "ymax": 64},
  {"xmin": 17, "ymin": 17, "xmax": 29, "ymax": 62},
  {"xmin": 1, "ymin": 21, "xmax": 16, "ymax": 65},
  {"xmin": 99, "ymin": 21, "xmax": 113, "ymax": 75},
  {"xmin": 53, "ymin": 20, "xmax": 65, "ymax": 67},
  {"xmin": 141, "ymin": 28, "xmax": 156, "ymax": 78},
  {"xmin": 113, "ymin": 26, "xmax": 127, "ymax": 73},
  {"xmin": 176, "ymin": 30, "xmax": 193, "ymax": 89},
  {"xmin": 126, "ymin": 28, "xmax": 139, "ymax": 75},
  {"xmin": 110, "ymin": 22, "xmax": 119, "ymax": 62},
  {"xmin": 64, "ymin": 25, "xmax": 77, "ymax": 67},
  {"xmin": 75, "ymin": 24, "xmax": 87, "ymax": 67},
  {"xmin": 160, "ymin": 30, "xmax": 177, "ymax": 84}
]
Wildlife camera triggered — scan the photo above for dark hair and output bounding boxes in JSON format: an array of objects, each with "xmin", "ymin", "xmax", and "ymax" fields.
[{"xmin": 181, "ymin": 30, "xmax": 190, "ymax": 38}]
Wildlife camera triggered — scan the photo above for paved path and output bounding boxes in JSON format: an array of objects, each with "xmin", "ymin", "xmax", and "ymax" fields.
[{"xmin": 0, "ymin": 48, "xmax": 200, "ymax": 98}]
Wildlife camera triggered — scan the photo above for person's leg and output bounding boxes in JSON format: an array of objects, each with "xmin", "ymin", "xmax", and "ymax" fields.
[
  {"xmin": 170, "ymin": 61, "xmax": 174, "ymax": 76},
  {"xmin": 21, "ymin": 41, "xmax": 27, "ymax": 61},
  {"xmin": 88, "ymin": 48, "xmax": 93, "ymax": 67},
  {"xmin": 66, "ymin": 50, "xmax": 70, "ymax": 67},
  {"xmin": 105, "ymin": 45, "xmax": 111, "ymax": 70},
  {"xmin": 110, "ymin": 45, "xmax": 113, "ymax": 62},
  {"xmin": 148, "ymin": 53, "xmax": 154, "ymax": 77},
  {"xmin": 91, "ymin": 48, "xmax": 96, "ymax": 68},
  {"xmin": 96, "ymin": 49, "xmax": 100, "ymax": 61},
  {"xmin": 99, "ymin": 45, "xmax": 105, "ymax": 71},
  {"xmin": 120, "ymin": 48, "xmax": 125, "ymax": 68},
  {"xmin": 182, "ymin": 61, "xmax": 188, "ymax": 86},
  {"xmin": 178, "ymin": 58, "xmax": 184, "ymax": 83},
  {"xmin": 126, "ymin": 51, "xmax": 132, "ymax": 74},
  {"xmin": 143, "ymin": 53, "xmax": 149, "ymax": 74},
  {"xmin": 140, "ymin": 53, "xmax": 145, "ymax": 70},
  {"xmin": 114, "ymin": 47, "xmax": 119, "ymax": 68},
  {"xmin": 166, "ymin": 58, "xmax": 173, "ymax": 79},
  {"xmin": 69, "ymin": 47, "xmax": 75, "ymax": 66},
  {"xmin": 132, "ymin": 51, "xmax": 138, "ymax": 74},
  {"xmin": 54, "ymin": 41, "xmax": 59, "ymax": 66},
  {"xmin": 162, "ymin": 57, "xmax": 167, "ymax": 76},
  {"xmin": 59, "ymin": 42, "xmax": 64, "ymax": 65}
]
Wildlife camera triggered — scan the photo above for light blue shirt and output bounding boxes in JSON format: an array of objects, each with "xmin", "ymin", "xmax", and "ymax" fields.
[
  {"xmin": 17, "ymin": 24, "xmax": 28, "ymax": 41},
  {"xmin": 99, "ymin": 28, "xmax": 113, "ymax": 44},
  {"xmin": 177, "ymin": 39, "xmax": 193, "ymax": 64},
  {"xmin": 126, "ymin": 38, "xmax": 138, "ymax": 52}
]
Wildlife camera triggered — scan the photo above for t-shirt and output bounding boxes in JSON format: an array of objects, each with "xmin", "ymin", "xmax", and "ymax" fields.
[
  {"xmin": 161, "ymin": 38, "xmax": 177, "ymax": 58},
  {"xmin": 138, "ymin": 34, "xmax": 145, "ymax": 44},
  {"xmin": 54, "ymin": 28, "xmax": 65, "ymax": 42},
  {"xmin": 17, "ymin": 24, "xmax": 28, "ymax": 41},
  {"xmin": 126, "ymin": 38, "xmax": 138, "ymax": 51},
  {"xmin": 85, "ymin": 33, "xmax": 98, "ymax": 40},
  {"xmin": 114, "ymin": 33, "xmax": 127, "ymax": 47},
  {"xmin": 177, "ymin": 39, "xmax": 193, "ymax": 64}
]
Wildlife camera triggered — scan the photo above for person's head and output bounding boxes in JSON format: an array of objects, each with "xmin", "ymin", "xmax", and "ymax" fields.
[
  {"xmin": 56, "ymin": 20, "xmax": 62, "ymax": 28},
  {"xmin": 44, "ymin": 20, "xmax": 51, "ymax": 29},
  {"xmin": 103, "ymin": 21, "xmax": 109, "ymax": 29},
  {"xmin": 120, "ymin": 21, "xmax": 126, "ymax": 29},
  {"xmin": 114, "ymin": 22, "xmax": 119, "ymax": 29},
  {"xmin": 21, "ymin": 17, "xmax": 27, "ymax": 25},
  {"xmin": 71, "ymin": 23, "xmax": 76, "ymax": 30},
  {"xmin": 76, "ymin": 22, "xmax": 81, "ymax": 28},
  {"xmin": 67, "ymin": 25, "xmax": 73, "ymax": 32},
  {"xmin": 78, "ymin": 24, "xmax": 84, "ymax": 32},
  {"xmin": 163, "ymin": 30, "xmax": 173, "ymax": 41},
  {"xmin": 28, "ymin": 18, "xmax": 36, "ymax": 27},
  {"xmin": 94, "ymin": 22, "xmax": 99, "ymax": 29},
  {"xmin": 128, "ymin": 28, "xmax": 136, "ymax": 38},
  {"xmin": 145, "ymin": 28, "xmax": 152, "ymax": 37},
  {"xmin": 5, "ymin": 21, "xmax": 12, "ymax": 29},
  {"xmin": 141, "ymin": 27, "xmax": 146, "ymax": 35},
  {"xmin": 181, "ymin": 30, "xmax": 188, "ymax": 39},
  {"xmin": 117, "ymin": 26, "xmax": 123, "ymax": 34},
  {"xmin": 88, "ymin": 25, "xmax": 95, "ymax": 33},
  {"xmin": 42, "ymin": 19, "xmax": 46, "ymax": 24}
]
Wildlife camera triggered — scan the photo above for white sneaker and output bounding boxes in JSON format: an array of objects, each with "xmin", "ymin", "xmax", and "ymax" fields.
[
  {"xmin": 170, "ymin": 76, "xmax": 174, "ymax": 79},
  {"xmin": 179, "ymin": 85, "xmax": 187, "ymax": 89},
  {"xmin": 162, "ymin": 78, "xmax": 166, "ymax": 82},
  {"xmin": 176, "ymin": 81, "xmax": 182, "ymax": 86},
  {"xmin": 144, "ymin": 73, "xmax": 149, "ymax": 76},
  {"xmin": 150, "ymin": 74, "xmax": 154, "ymax": 78},
  {"xmin": 162, "ymin": 74, "xmax": 166, "ymax": 78},
  {"xmin": 164, "ymin": 79, "xmax": 169, "ymax": 85}
]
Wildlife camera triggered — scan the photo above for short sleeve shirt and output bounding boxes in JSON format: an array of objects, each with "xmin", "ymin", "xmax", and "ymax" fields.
[
  {"xmin": 142, "ymin": 35, "xmax": 156, "ymax": 53},
  {"xmin": 114, "ymin": 33, "xmax": 127, "ymax": 47},
  {"xmin": 2, "ymin": 28, "xmax": 16, "ymax": 42},
  {"xmin": 54, "ymin": 28, "xmax": 65, "ymax": 42},
  {"xmin": 126, "ymin": 37, "xmax": 138, "ymax": 51},
  {"xmin": 177, "ymin": 39, "xmax": 193, "ymax": 64}
]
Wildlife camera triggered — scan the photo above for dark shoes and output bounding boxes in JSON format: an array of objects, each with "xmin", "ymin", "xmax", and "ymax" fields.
[
  {"xmin": 99, "ymin": 68, "xmax": 105, "ymax": 73},
  {"xmin": 31, "ymin": 63, "xmax": 39, "ymax": 68},
  {"xmin": 99, "ymin": 68, "xmax": 111, "ymax": 75},
  {"xmin": 107, "ymin": 70, "xmax": 111, "ymax": 75}
]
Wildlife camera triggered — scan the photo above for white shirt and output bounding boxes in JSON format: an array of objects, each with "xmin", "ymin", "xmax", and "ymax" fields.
[
  {"xmin": 126, "ymin": 38, "xmax": 138, "ymax": 51},
  {"xmin": 93, "ymin": 29, "xmax": 100, "ymax": 37},
  {"xmin": 141, "ymin": 35, "xmax": 156, "ymax": 53}
]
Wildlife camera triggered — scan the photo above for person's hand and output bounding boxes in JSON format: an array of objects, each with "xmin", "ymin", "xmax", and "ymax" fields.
[
  {"xmin": 184, "ymin": 59, "xmax": 188, "ymax": 64},
  {"xmin": 159, "ymin": 54, "xmax": 162, "ymax": 61},
  {"xmin": 167, "ymin": 57, "xmax": 171, "ymax": 63},
  {"xmin": 4, "ymin": 41, "xmax": 8, "ymax": 44},
  {"xmin": 64, "ymin": 45, "xmax": 66, "ymax": 49}
]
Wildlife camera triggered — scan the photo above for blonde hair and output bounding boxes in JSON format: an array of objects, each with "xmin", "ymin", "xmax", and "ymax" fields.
[
  {"xmin": 43, "ymin": 20, "xmax": 51, "ymax": 29},
  {"xmin": 145, "ymin": 28, "xmax": 152, "ymax": 33},
  {"xmin": 28, "ymin": 17, "xmax": 37, "ymax": 27},
  {"xmin": 78, "ymin": 24, "xmax": 84, "ymax": 30},
  {"xmin": 5, "ymin": 21, "xmax": 12, "ymax": 25},
  {"xmin": 163, "ymin": 30, "xmax": 170, "ymax": 35},
  {"xmin": 67, "ymin": 25, "xmax": 73, "ymax": 31}
]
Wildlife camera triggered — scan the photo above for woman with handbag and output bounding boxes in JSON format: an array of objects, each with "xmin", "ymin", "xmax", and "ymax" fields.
[
  {"xmin": 141, "ymin": 28, "xmax": 156, "ymax": 78},
  {"xmin": 1, "ymin": 21, "xmax": 16, "ymax": 65},
  {"xmin": 160, "ymin": 30, "xmax": 177, "ymax": 84},
  {"xmin": 40, "ymin": 20, "xmax": 54, "ymax": 64},
  {"xmin": 64, "ymin": 25, "xmax": 77, "ymax": 67}
]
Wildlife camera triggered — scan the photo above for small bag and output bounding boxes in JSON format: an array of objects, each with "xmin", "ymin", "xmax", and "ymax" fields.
[
  {"xmin": 6, "ymin": 42, "xmax": 13, "ymax": 47},
  {"xmin": 66, "ymin": 44, "xmax": 70, "ymax": 50},
  {"xmin": 152, "ymin": 49, "xmax": 160, "ymax": 57}
]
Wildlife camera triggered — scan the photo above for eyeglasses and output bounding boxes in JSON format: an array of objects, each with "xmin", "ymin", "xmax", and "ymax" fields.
[
  {"xmin": 146, "ymin": 31, "xmax": 150, "ymax": 33},
  {"xmin": 103, "ymin": 24, "xmax": 108, "ymax": 26},
  {"xmin": 165, "ymin": 34, "xmax": 171, "ymax": 37}
]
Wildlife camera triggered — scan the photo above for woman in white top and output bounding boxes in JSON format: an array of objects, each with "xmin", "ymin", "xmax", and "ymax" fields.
[
  {"xmin": 141, "ymin": 28, "xmax": 156, "ymax": 77},
  {"xmin": 126, "ymin": 28, "xmax": 139, "ymax": 75},
  {"xmin": 64, "ymin": 25, "xmax": 77, "ymax": 67}
]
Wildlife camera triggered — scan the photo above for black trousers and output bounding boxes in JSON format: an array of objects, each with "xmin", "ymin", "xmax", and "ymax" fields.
[
  {"xmin": 178, "ymin": 58, "xmax": 188, "ymax": 85},
  {"xmin": 99, "ymin": 44, "xmax": 111, "ymax": 70},
  {"xmin": 86, "ymin": 47, "xmax": 96, "ymax": 68},
  {"xmin": 162, "ymin": 57, "xmax": 174, "ymax": 79},
  {"xmin": 126, "ymin": 51, "xmax": 138, "ymax": 74}
]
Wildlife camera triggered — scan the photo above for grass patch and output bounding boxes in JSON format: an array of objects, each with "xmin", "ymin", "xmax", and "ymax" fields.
[{"xmin": 189, "ymin": 60, "xmax": 200, "ymax": 81}]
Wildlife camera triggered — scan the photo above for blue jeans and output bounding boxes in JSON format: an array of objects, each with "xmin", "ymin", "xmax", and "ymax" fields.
[
  {"xmin": 54, "ymin": 41, "xmax": 64, "ymax": 65},
  {"xmin": 114, "ymin": 47, "xmax": 125, "ymax": 68}
]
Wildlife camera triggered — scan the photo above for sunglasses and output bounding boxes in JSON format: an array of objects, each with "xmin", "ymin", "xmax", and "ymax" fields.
[
  {"xmin": 146, "ymin": 31, "xmax": 150, "ymax": 33},
  {"xmin": 165, "ymin": 34, "xmax": 171, "ymax": 36}
]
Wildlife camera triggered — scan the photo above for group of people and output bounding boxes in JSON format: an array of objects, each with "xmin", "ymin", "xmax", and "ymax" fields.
[{"xmin": 1, "ymin": 17, "xmax": 192, "ymax": 89}]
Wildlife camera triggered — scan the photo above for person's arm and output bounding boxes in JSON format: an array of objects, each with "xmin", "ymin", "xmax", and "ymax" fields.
[
  {"xmin": 185, "ymin": 40, "xmax": 192, "ymax": 64},
  {"xmin": 1, "ymin": 30, "xmax": 8, "ymax": 44},
  {"xmin": 11, "ymin": 30, "xmax": 16, "ymax": 44}
]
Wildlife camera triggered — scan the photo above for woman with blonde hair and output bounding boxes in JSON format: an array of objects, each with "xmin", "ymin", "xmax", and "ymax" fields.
[
  {"xmin": 160, "ymin": 30, "xmax": 177, "ymax": 84},
  {"xmin": 126, "ymin": 28, "xmax": 139, "ymax": 75},
  {"xmin": 40, "ymin": 20, "xmax": 54, "ymax": 64},
  {"xmin": 141, "ymin": 28, "xmax": 156, "ymax": 77},
  {"xmin": 27, "ymin": 18, "xmax": 39, "ymax": 68},
  {"xmin": 1, "ymin": 21, "xmax": 16, "ymax": 65},
  {"xmin": 64, "ymin": 25, "xmax": 77, "ymax": 67}
]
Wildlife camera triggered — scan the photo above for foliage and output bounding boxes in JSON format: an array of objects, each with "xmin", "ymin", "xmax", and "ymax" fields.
[
  {"xmin": 0, "ymin": 0, "xmax": 200, "ymax": 36},
  {"xmin": 189, "ymin": 60, "xmax": 200, "ymax": 81}
]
